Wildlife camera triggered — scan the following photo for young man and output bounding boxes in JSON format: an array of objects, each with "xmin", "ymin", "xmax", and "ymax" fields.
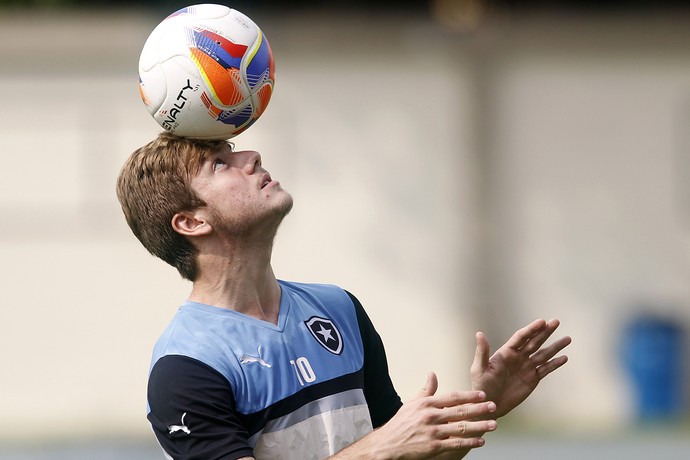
[{"xmin": 116, "ymin": 133, "xmax": 571, "ymax": 460}]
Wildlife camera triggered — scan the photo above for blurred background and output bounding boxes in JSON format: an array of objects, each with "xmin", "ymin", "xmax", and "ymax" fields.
[{"xmin": 0, "ymin": 0, "xmax": 689, "ymax": 458}]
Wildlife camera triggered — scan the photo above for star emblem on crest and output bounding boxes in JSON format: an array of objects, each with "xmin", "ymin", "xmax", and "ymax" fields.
[
  {"xmin": 304, "ymin": 316, "xmax": 343, "ymax": 355},
  {"xmin": 316, "ymin": 324, "xmax": 334, "ymax": 343}
]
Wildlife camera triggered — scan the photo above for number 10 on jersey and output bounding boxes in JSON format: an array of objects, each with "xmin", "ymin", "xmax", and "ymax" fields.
[{"xmin": 290, "ymin": 357, "xmax": 316, "ymax": 386}]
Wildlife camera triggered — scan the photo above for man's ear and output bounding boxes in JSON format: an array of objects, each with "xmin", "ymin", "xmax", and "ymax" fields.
[{"xmin": 171, "ymin": 212, "xmax": 212, "ymax": 237}]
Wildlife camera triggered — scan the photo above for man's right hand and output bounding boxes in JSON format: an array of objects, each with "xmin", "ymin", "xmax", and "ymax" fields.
[{"xmin": 332, "ymin": 372, "xmax": 497, "ymax": 460}]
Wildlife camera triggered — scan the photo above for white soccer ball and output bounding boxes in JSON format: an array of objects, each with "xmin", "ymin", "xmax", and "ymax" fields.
[{"xmin": 138, "ymin": 4, "xmax": 275, "ymax": 140}]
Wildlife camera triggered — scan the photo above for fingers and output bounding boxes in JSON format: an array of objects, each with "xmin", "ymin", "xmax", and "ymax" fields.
[
  {"xmin": 429, "ymin": 389, "xmax": 488, "ymax": 410},
  {"xmin": 423, "ymin": 390, "xmax": 497, "ymax": 425},
  {"xmin": 417, "ymin": 372, "xmax": 439, "ymax": 398},
  {"xmin": 518, "ymin": 318, "xmax": 562, "ymax": 355},
  {"xmin": 433, "ymin": 399, "xmax": 498, "ymax": 450},
  {"xmin": 530, "ymin": 335, "xmax": 572, "ymax": 366},
  {"xmin": 537, "ymin": 354, "xmax": 569, "ymax": 379},
  {"xmin": 362, "ymin": 387, "xmax": 496, "ymax": 459},
  {"xmin": 506, "ymin": 318, "xmax": 570, "ymax": 358},
  {"xmin": 437, "ymin": 417, "xmax": 497, "ymax": 440},
  {"xmin": 522, "ymin": 321, "xmax": 571, "ymax": 373},
  {"xmin": 439, "ymin": 433, "xmax": 490, "ymax": 450},
  {"xmin": 438, "ymin": 399, "xmax": 497, "ymax": 424},
  {"xmin": 415, "ymin": 375, "xmax": 496, "ymax": 422},
  {"xmin": 471, "ymin": 332, "xmax": 490, "ymax": 374},
  {"xmin": 422, "ymin": 393, "xmax": 498, "ymax": 449},
  {"xmin": 532, "ymin": 334, "xmax": 571, "ymax": 378},
  {"xmin": 391, "ymin": 375, "xmax": 499, "ymax": 457},
  {"xmin": 505, "ymin": 318, "xmax": 548, "ymax": 351}
]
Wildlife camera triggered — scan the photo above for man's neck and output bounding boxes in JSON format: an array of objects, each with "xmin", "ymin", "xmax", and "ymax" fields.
[{"xmin": 188, "ymin": 242, "xmax": 282, "ymax": 325}]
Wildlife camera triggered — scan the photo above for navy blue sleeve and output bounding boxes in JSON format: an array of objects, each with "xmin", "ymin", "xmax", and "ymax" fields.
[
  {"xmin": 147, "ymin": 355, "xmax": 255, "ymax": 460},
  {"xmin": 346, "ymin": 291, "xmax": 403, "ymax": 428}
]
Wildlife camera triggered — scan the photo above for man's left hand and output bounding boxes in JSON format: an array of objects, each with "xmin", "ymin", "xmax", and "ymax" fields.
[{"xmin": 470, "ymin": 318, "xmax": 572, "ymax": 418}]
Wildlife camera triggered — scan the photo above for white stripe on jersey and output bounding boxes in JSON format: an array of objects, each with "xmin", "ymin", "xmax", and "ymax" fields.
[{"xmin": 252, "ymin": 404, "xmax": 373, "ymax": 460}]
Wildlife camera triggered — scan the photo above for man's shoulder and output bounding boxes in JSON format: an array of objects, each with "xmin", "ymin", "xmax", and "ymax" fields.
[{"xmin": 149, "ymin": 302, "xmax": 249, "ymax": 378}]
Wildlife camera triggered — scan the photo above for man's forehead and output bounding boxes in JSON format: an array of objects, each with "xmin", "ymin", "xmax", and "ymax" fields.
[
  {"xmin": 183, "ymin": 142, "xmax": 225, "ymax": 178},
  {"xmin": 208, "ymin": 142, "xmax": 233, "ymax": 158},
  {"xmin": 194, "ymin": 141, "xmax": 231, "ymax": 163}
]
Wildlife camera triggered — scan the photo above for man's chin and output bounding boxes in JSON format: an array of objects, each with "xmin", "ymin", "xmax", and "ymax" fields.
[{"xmin": 274, "ymin": 192, "xmax": 294, "ymax": 219}]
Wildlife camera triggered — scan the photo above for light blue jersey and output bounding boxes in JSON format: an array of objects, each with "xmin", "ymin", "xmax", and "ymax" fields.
[{"xmin": 147, "ymin": 281, "xmax": 401, "ymax": 460}]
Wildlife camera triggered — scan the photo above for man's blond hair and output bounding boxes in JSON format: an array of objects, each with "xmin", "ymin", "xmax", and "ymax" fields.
[{"xmin": 116, "ymin": 132, "xmax": 227, "ymax": 281}]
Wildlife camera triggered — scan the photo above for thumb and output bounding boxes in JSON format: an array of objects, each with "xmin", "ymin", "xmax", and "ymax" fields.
[
  {"xmin": 417, "ymin": 371, "xmax": 438, "ymax": 398},
  {"xmin": 471, "ymin": 331, "xmax": 490, "ymax": 374}
]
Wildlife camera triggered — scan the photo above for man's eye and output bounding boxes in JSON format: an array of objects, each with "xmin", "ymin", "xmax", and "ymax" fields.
[{"xmin": 212, "ymin": 159, "xmax": 225, "ymax": 170}]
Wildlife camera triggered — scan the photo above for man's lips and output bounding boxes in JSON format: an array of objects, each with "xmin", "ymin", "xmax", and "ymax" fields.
[{"xmin": 260, "ymin": 173, "xmax": 273, "ymax": 189}]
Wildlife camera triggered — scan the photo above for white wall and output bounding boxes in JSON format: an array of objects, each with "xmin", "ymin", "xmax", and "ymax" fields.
[{"xmin": 489, "ymin": 51, "xmax": 690, "ymax": 427}]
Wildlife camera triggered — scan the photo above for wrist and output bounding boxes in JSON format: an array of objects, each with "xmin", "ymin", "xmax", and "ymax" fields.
[{"xmin": 329, "ymin": 429, "xmax": 388, "ymax": 460}]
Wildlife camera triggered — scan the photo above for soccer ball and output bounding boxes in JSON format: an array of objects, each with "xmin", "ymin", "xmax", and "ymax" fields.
[{"xmin": 138, "ymin": 4, "xmax": 275, "ymax": 140}]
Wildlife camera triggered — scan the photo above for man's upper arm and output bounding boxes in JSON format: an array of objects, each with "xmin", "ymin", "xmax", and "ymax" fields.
[
  {"xmin": 148, "ymin": 354, "xmax": 255, "ymax": 460},
  {"xmin": 346, "ymin": 291, "xmax": 403, "ymax": 427}
]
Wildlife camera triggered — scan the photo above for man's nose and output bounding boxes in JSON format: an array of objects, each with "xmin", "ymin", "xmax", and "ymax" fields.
[{"xmin": 238, "ymin": 150, "xmax": 262, "ymax": 173}]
